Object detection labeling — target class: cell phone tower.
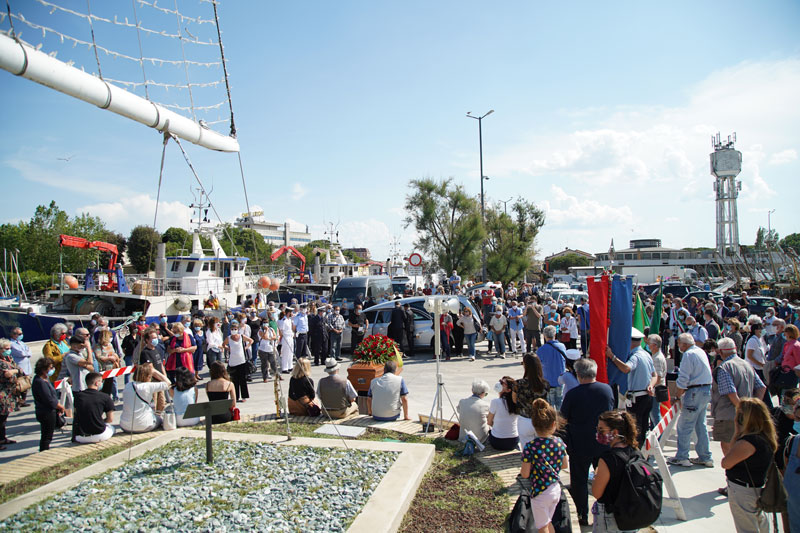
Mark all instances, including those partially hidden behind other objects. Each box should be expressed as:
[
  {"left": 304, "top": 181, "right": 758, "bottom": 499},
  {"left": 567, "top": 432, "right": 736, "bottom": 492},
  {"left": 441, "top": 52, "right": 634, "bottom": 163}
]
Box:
[{"left": 710, "top": 133, "right": 742, "bottom": 258}]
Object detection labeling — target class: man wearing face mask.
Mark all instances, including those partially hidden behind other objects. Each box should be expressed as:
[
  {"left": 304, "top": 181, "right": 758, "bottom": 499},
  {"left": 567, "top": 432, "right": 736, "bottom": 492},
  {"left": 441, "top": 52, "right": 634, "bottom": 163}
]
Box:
[
  {"left": 489, "top": 307, "right": 507, "bottom": 358},
  {"left": 9, "top": 327, "right": 32, "bottom": 405},
  {"left": 667, "top": 332, "right": 714, "bottom": 467},
  {"left": 606, "top": 327, "right": 658, "bottom": 447},
  {"left": 293, "top": 304, "right": 310, "bottom": 360},
  {"left": 325, "top": 306, "right": 345, "bottom": 362},
  {"left": 764, "top": 307, "right": 778, "bottom": 346},
  {"left": 507, "top": 301, "right": 524, "bottom": 355}
]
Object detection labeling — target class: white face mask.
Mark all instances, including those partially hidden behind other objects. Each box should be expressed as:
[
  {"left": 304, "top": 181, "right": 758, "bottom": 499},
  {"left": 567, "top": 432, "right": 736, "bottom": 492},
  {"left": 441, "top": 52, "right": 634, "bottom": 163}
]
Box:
[{"left": 494, "top": 381, "right": 504, "bottom": 393}]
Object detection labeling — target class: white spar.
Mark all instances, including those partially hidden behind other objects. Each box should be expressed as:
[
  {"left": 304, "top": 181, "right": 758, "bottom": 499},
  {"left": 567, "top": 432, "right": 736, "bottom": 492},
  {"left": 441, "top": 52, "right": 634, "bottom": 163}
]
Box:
[{"left": 0, "top": 32, "right": 239, "bottom": 153}]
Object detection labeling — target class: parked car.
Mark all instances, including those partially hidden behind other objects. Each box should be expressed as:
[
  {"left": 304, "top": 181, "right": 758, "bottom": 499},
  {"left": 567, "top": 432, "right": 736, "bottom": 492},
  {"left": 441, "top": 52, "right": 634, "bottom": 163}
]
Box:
[
  {"left": 685, "top": 290, "right": 724, "bottom": 302},
  {"left": 342, "top": 295, "right": 484, "bottom": 352},
  {"left": 648, "top": 283, "right": 694, "bottom": 299},
  {"left": 729, "top": 296, "right": 797, "bottom": 317}
]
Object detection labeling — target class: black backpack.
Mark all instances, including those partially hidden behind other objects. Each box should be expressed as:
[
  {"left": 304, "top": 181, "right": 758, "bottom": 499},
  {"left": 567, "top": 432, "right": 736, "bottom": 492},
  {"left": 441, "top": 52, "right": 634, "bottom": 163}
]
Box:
[{"left": 612, "top": 449, "right": 663, "bottom": 530}]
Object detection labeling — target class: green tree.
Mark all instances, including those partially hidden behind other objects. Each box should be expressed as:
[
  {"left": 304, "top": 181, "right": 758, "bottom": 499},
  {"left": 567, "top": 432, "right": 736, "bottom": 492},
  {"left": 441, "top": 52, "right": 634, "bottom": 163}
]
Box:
[
  {"left": 218, "top": 226, "right": 272, "bottom": 264},
  {"left": 404, "top": 177, "right": 485, "bottom": 276},
  {"left": 780, "top": 232, "right": 800, "bottom": 255},
  {"left": 549, "top": 253, "right": 592, "bottom": 273},
  {"left": 484, "top": 198, "right": 545, "bottom": 284},
  {"left": 127, "top": 226, "right": 161, "bottom": 273}
]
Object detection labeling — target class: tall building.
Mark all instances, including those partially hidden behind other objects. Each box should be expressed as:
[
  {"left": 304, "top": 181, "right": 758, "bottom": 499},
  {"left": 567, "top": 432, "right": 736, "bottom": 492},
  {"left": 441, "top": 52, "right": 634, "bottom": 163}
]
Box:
[
  {"left": 234, "top": 211, "right": 312, "bottom": 247},
  {"left": 344, "top": 247, "right": 371, "bottom": 261}
]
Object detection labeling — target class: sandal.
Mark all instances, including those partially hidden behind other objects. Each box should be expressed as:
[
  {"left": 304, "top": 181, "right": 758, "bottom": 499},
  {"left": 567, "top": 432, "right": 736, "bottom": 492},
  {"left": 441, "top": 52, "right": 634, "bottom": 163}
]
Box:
[{"left": 717, "top": 487, "right": 728, "bottom": 496}]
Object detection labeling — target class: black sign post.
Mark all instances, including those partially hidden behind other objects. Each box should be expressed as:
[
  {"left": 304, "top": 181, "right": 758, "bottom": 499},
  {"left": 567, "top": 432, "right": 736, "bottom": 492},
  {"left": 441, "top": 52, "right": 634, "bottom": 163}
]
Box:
[{"left": 183, "top": 399, "right": 234, "bottom": 464}]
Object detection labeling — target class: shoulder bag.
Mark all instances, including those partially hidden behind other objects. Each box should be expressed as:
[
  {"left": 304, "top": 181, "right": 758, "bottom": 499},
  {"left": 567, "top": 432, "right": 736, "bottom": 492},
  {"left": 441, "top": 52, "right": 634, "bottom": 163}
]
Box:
[
  {"left": 744, "top": 438, "right": 787, "bottom": 514},
  {"left": 15, "top": 374, "right": 32, "bottom": 395}
]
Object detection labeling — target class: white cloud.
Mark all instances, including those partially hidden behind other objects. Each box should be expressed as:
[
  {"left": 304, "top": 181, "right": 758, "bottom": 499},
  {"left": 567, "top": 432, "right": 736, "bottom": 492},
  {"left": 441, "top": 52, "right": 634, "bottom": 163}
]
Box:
[
  {"left": 76, "top": 195, "right": 192, "bottom": 234},
  {"left": 291, "top": 183, "right": 307, "bottom": 201},
  {"left": 474, "top": 58, "right": 800, "bottom": 255},
  {"left": 769, "top": 149, "right": 797, "bottom": 165}
]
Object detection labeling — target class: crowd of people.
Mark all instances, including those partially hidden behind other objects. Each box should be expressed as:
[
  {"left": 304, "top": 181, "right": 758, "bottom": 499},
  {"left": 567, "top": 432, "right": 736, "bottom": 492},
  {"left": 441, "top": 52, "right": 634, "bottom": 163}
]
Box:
[
  {"left": 1, "top": 278, "right": 800, "bottom": 532},
  {"left": 449, "top": 283, "right": 800, "bottom": 532}
]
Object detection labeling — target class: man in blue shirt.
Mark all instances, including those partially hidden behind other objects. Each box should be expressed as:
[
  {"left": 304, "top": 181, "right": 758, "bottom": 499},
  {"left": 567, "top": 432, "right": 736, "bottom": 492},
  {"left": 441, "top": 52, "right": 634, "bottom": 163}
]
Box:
[
  {"left": 668, "top": 332, "right": 714, "bottom": 467},
  {"left": 606, "top": 327, "right": 657, "bottom": 446},
  {"left": 293, "top": 305, "right": 310, "bottom": 359},
  {"left": 507, "top": 301, "right": 524, "bottom": 355},
  {"left": 538, "top": 326, "right": 567, "bottom": 408},
  {"left": 576, "top": 297, "right": 590, "bottom": 356}
]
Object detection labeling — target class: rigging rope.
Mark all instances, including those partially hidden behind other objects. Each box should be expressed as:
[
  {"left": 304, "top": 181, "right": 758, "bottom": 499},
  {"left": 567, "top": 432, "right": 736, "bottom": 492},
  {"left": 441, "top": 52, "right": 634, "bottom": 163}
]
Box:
[
  {"left": 172, "top": 0, "right": 197, "bottom": 122},
  {"left": 146, "top": 131, "right": 171, "bottom": 274},
  {"left": 172, "top": 135, "right": 239, "bottom": 257},
  {"left": 211, "top": 0, "right": 236, "bottom": 139},
  {"left": 129, "top": 0, "right": 149, "bottom": 101},
  {"left": 85, "top": 0, "right": 104, "bottom": 79}
]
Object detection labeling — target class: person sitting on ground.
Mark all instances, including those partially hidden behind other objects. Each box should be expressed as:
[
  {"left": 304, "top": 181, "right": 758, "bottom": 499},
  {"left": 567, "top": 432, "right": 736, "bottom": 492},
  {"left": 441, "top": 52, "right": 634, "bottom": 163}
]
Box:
[
  {"left": 721, "top": 398, "right": 778, "bottom": 533},
  {"left": 288, "top": 358, "right": 320, "bottom": 416},
  {"left": 73, "top": 372, "right": 115, "bottom": 443},
  {"left": 169, "top": 367, "right": 201, "bottom": 426},
  {"left": 206, "top": 361, "right": 235, "bottom": 424},
  {"left": 316, "top": 358, "right": 359, "bottom": 419},
  {"left": 487, "top": 376, "right": 519, "bottom": 451},
  {"left": 457, "top": 379, "right": 491, "bottom": 443},
  {"left": 519, "top": 398, "right": 567, "bottom": 533},
  {"left": 591, "top": 409, "right": 642, "bottom": 531},
  {"left": 367, "top": 360, "right": 410, "bottom": 421},
  {"left": 32, "top": 357, "right": 64, "bottom": 451},
  {"left": 120, "top": 363, "right": 171, "bottom": 433}
]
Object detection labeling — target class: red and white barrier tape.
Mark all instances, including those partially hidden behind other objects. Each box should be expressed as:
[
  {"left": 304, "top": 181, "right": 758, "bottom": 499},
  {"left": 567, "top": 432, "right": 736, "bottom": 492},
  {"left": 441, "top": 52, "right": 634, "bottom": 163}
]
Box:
[
  {"left": 645, "top": 403, "right": 679, "bottom": 450},
  {"left": 54, "top": 365, "right": 136, "bottom": 389}
]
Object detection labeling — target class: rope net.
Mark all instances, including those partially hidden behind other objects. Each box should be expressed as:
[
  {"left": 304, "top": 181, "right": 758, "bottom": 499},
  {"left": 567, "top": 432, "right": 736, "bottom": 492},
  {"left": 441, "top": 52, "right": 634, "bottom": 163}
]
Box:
[{"left": 1, "top": 0, "right": 235, "bottom": 137}]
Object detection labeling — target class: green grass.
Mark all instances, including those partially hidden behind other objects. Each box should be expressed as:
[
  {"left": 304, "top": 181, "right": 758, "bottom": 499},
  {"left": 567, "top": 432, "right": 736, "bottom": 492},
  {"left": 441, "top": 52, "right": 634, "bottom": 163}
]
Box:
[
  {"left": 216, "top": 420, "right": 432, "bottom": 443},
  {"left": 0, "top": 439, "right": 152, "bottom": 505}
]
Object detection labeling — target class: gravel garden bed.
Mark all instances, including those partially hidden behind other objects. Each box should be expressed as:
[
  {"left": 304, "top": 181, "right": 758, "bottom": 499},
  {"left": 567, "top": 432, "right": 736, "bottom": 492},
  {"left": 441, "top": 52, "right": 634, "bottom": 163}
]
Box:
[{"left": 0, "top": 437, "right": 398, "bottom": 532}]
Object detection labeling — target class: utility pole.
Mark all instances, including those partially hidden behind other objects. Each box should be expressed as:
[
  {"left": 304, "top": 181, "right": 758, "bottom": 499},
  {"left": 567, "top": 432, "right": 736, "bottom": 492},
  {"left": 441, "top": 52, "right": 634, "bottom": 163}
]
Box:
[{"left": 466, "top": 110, "right": 494, "bottom": 282}]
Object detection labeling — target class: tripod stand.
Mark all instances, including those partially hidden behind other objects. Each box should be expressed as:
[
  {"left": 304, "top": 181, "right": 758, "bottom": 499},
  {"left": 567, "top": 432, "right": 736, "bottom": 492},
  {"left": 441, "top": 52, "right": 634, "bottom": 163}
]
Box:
[{"left": 423, "top": 296, "right": 462, "bottom": 433}]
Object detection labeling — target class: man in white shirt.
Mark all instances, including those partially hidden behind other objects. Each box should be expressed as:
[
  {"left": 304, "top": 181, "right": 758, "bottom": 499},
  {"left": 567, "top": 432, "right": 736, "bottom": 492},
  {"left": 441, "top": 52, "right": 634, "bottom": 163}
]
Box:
[
  {"left": 367, "top": 361, "right": 409, "bottom": 421},
  {"left": 293, "top": 305, "right": 310, "bottom": 359},
  {"left": 489, "top": 308, "right": 508, "bottom": 358}
]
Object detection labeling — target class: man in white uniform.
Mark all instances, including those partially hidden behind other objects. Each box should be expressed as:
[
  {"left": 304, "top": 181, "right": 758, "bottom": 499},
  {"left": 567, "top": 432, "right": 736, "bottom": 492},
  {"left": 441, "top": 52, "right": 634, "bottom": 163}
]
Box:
[{"left": 278, "top": 308, "right": 296, "bottom": 373}]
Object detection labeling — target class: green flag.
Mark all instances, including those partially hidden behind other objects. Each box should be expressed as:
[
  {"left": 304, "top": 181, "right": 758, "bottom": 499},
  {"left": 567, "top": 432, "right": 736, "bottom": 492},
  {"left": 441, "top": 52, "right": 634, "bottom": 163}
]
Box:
[
  {"left": 633, "top": 292, "right": 648, "bottom": 345},
  {"left": 650, "top": 280, "right": 663, "bottom": 336}
]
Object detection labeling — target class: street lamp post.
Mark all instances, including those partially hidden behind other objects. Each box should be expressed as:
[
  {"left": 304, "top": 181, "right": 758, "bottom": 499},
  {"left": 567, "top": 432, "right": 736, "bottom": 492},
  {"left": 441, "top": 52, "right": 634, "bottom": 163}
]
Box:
[
  {"left": 500, "top": 197, "right": 513, "bottom": 215},
  {"left": 466, "top": 109, "right": 494, "bottom": 282}
]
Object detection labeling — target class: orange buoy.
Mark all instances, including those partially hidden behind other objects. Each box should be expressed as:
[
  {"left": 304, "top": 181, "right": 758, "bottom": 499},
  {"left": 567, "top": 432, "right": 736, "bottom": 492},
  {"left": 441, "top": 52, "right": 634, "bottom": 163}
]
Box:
[
  {"left": 64, "top": 275, "right": 79, "bottom": 289},
  {"left": 269, "top": 278, "right": 280, "bottom": 291},
  {"left": 258, "top": 276, "right": 271, "bottom": 289}
]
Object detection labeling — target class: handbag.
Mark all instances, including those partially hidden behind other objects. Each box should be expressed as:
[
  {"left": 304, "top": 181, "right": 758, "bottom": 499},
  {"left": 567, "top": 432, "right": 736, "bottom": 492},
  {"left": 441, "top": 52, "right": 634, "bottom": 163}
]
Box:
[
  {"left": 744, "top": 447, "right": 788, "bottom": 514},
  {"left": 15, "top": 375, "right": 32, "bottom": 395},
  {"left": 55, "top": 412, "right": 67, "bottom": 429},
  {"left": 559, "top": 331, "right": 571, "bottom": 344},
  {"left": 162, "top": 404, "right": 177, "bottom": 431},
  {"left": 654, "top": 385, "right": 670, "bottom": 403},
  {"left": 509, "top": 478, "right": 536, "bottom": 533},
  {"left": 230, "top": 406, "right": 241, "bottom": 421},
  {"left": 246, "top": 360, "right": 257, "bottom": 375},
  {"left": 769, "top": 366, "right": 798, "bottom": 395}
]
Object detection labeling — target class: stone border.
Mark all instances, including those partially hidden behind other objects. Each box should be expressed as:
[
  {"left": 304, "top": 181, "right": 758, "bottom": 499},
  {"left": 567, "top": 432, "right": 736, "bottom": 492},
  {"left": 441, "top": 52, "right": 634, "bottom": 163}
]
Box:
[{"left": 0, "top": 429, "right": 435, "bottom": 533}]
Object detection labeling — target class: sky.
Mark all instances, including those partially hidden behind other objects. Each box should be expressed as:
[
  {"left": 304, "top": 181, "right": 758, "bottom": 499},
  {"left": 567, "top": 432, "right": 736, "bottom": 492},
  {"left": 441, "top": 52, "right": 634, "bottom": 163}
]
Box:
[{"left": 1, "top": 1, "right": 799, "bottom": 266}]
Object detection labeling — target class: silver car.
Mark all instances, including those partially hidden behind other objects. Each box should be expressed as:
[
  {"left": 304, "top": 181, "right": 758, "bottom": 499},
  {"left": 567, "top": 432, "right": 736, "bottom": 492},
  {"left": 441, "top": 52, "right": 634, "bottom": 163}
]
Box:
[{"left": 342, "top": 295, "right": 484, "bottom": 351}]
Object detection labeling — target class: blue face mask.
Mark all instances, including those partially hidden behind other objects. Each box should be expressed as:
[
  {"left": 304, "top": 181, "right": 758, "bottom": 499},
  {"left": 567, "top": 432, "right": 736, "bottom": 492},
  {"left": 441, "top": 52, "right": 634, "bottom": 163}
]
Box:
[
  {"left": 16, "top": 334, "right": 23, "bottom": 341},
  {"left": 194, "top": 327, "right": 201, "bottom": 332},
  {"left": 3, "top": 349, "right": 11, "bottom": 356},
  {"left": 47, "top": 368, "right": 55, "bottom": 377},
  {"left": 150, "top": 338, "right": 159, "bottom": 347},
  {"left": 160, "top": 317, "right": 167, "bottom": 324}
]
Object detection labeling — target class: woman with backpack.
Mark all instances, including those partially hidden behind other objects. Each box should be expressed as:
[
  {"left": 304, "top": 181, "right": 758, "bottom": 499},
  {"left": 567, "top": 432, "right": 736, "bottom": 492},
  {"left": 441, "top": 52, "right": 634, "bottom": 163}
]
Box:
[
  {"left": 721, "top": 397, "right": 777, "bottom": 533},
  {"left": 591, "top": 410, "right": 642, "bottom": 532},
  {"left": 519, "top": 398, "right": 567, "bottom": 533}
]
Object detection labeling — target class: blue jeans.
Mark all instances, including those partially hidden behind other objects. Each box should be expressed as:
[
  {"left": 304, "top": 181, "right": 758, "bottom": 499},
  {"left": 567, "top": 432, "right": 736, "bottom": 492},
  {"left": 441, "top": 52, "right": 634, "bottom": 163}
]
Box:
[
  {"left": 124, "top": 355, "right": 132, "bottom": 385},
  {"left": 546, "top": 386, "right": 563, "bottom": 410},
  {"left": 441, "top": 330, "right": 451, "bottom": 358},
  {"left": 675, "top": 385, "right": 712, "bottom": 461},
  {"left": 650, "top": 397, "right": 662, "bottom": 427},
  {"left": 493, "top": 331, "right": 505, "bottom": 354},
  {"left": 328, "top": 332, "right": 342, "bottom": 359},
  {"left": 464, "top": 333, "right": 477, "bottom": 357}
]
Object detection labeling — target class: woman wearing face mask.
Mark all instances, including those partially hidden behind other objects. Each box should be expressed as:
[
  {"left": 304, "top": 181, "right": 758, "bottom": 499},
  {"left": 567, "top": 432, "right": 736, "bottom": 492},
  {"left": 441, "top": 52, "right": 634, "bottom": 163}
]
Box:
[
  {"left": 781, "top": 325, "right": 800, "bottom": 378},
  {"left": 42, "top": 323, "right": 69, "bottom": 386},
  {"left": 0, "top": 338, "right": 22, "bottom": 449},
  {"left": 223, "top": 323, "right": 253, "bottom": 403},
  {"left": 772, "top": 388, "right": 800, "bottom": 471},
  {"left": 721, "top": 398, "right": 778, "bottom": 533},
  {"left": 744, "top": 317, "right": 772, "bottom": 408},
  {"left": 456, "top": 307, "right": 479, "bottom": 362},
  {"left": 205, "top": 318, "right": 224, "bottom": 367},
  {"left": 725, "top": 318, "right": 744, "bottom": 356},
  {"left": 488, "top": 376, "right": 519, "bottom": 450},
  {"left": 591, "top": 409, "right": 641, "bottom": 532},
  {"left": 165, "top": 323, "right": 196, "bottom": 384},
  {"left": 32, "top": 357, "right": 65, "bottom": 451},
  {"left": 191, "top": 319, "right": 205, "bottom": 381},
  {"left": 560, "top": 307, "right": 578, "bottom": 350}
]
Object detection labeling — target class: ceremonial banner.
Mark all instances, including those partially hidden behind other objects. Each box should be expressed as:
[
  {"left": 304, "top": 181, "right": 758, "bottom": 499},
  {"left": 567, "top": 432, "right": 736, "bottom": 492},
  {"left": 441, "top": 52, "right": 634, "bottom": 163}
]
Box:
[
  {"left": 633, "top": 292, "right": 649, "bottom": 341},
  {"left": 587, "top": 275, "right": 610, "bottom": 384},
  {"left": 608, "top": 275, "right": 633, "bottom": 394}
]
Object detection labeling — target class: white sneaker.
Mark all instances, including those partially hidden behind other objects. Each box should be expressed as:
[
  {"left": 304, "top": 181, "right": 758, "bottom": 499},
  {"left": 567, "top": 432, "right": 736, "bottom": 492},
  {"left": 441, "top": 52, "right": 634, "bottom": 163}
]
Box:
[
  {"left": 667, "top": 457, "right": 693, "bottom": 467},
  {"left": 469, "top": 356, "right": 475, "bottom": 361},
  {"left": 690, "top": 458, "right": 714, "bottom": 468}
]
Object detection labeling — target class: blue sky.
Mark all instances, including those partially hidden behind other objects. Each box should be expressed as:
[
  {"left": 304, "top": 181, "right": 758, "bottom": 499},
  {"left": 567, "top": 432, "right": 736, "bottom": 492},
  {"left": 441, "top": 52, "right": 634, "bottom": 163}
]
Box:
[{"left": 1, "top": 1, "right": 799, "bottom": 265}]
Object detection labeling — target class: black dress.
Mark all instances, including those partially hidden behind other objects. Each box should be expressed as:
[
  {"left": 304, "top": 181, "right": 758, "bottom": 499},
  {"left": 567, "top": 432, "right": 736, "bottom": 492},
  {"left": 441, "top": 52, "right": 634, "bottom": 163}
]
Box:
[{"left": 207, "top": 390, "right": 233, "bottom": 424}]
